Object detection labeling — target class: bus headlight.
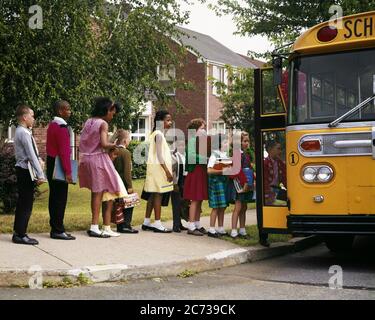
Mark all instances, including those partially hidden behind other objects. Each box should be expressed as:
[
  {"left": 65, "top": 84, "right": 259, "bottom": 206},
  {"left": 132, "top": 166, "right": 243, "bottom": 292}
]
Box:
[
  {"left": 302, "top": 165, "right": 334, "bottom": 183},
  {"left": 302, "top": 167, "right": 317, "bottom": 182},
  {"left": 317, "top": 167, "right": 333, "bottom": 182}
]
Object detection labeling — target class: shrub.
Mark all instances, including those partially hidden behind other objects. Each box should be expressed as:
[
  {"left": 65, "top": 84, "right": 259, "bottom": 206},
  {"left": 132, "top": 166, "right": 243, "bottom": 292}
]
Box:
[
  {"left": 0, "top": 143, "right": 18, "bottom": 214},
  {"left": 127, "top": 140, "right": 148, "bottom": 180}
]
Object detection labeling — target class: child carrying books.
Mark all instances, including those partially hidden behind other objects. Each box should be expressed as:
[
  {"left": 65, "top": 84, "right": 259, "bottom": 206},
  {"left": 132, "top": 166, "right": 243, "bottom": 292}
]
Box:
[
  {"left": 112, "top": 129, "right": 139, "bottom": 233},
  {"left": 207, "top": 134, "right": 230, "bottom": 238},
  {"left": 227, "top": 132, "right": 254, "bottom": 239},
  {"left": 12, "top": 105, "right": 47, "bottom": 245}
]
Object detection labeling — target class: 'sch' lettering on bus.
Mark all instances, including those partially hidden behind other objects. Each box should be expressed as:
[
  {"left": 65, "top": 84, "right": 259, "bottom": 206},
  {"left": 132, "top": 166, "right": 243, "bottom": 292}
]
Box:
[{"left": 344, "top": 17, "right": 374, "bottom": 39}]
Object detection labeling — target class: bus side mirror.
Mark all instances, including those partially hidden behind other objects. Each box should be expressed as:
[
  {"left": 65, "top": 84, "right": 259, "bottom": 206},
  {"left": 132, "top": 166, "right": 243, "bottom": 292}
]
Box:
[{"left": 273, "top": 56, "right": 283, "bottom": 86}]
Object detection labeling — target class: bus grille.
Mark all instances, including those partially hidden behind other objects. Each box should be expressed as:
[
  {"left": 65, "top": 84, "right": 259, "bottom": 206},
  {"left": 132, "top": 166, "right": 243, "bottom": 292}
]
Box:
[
  {"left": 323, "top": 132, "right": 371, "bottom": 155},
  {"left": 299, "top": 132, "right": 372, "bottom": 157}
]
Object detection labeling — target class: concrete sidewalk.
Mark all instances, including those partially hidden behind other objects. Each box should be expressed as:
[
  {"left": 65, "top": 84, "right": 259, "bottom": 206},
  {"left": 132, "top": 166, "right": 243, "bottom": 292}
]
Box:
[{"left": 0, "top": 210, "right": 320, "bottom": 287}]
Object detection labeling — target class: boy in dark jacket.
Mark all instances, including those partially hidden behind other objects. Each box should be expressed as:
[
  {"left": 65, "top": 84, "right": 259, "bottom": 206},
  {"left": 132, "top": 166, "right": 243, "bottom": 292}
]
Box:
[{"left": 112, "top": 129, "right": 138, "bottom": 233}]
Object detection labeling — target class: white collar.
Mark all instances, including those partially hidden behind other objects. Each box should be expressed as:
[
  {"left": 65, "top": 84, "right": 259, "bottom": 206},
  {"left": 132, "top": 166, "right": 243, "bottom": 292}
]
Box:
[
  {"left": 53, "top": 116, "right": 67, "bottom": 126},
  {"left": 117, "top": 145, "right": 126, "bottom": 149},
  {"left": 18, "top": 125, "right": 32, "bottom": 135},
  {"left": 213, "top": 150, "right": 227, "bottom": 157}
]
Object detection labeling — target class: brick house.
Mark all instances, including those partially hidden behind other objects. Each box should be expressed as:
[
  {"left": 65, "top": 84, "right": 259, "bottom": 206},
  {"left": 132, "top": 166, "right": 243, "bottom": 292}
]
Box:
[{"left": 163, "top": 27, "right": 257, "bottom": 135}]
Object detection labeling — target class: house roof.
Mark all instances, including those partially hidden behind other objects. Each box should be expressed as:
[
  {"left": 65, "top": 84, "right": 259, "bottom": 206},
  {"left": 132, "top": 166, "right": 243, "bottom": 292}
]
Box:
[
  {"left": 176, "top": 26, "right": 256, "bottom": 69},
  {"left": 238, "top": 54, "right": 266, "bottom": 68}
]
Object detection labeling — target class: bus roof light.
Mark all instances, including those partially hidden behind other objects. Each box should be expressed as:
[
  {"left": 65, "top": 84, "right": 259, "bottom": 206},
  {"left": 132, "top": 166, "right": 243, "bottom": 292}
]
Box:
[
  {"left": 317, "top": 26, "right": 338, "bottom": 42},
  {"left": 300, "top": 140, "right": 322, "bottom": 152}
]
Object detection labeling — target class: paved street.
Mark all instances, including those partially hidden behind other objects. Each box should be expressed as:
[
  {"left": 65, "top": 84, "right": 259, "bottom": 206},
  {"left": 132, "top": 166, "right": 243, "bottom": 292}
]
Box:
[{"left": 1, "top": 236, "right": 374, "bottom": 300}]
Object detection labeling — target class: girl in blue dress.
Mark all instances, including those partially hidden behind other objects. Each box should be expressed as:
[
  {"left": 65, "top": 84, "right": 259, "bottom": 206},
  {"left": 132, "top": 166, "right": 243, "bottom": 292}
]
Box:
[{"left": 228, "top": 132, "right": 254, "bottom": 239}]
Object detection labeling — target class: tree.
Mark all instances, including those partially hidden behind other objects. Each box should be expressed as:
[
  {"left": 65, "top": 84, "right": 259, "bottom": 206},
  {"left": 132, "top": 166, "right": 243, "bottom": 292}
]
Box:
[
  {"left": 212, "top": 66, "right": 255, "bottom": 136},
  {"left": 211, "top": 0, "right": 375, "bottom": 55},
  {"left": 0, "top": 0, "right": 192, "bottom": 144}
]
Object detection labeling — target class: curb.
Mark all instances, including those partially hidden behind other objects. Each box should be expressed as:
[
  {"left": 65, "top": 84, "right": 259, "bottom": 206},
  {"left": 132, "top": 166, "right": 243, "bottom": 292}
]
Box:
[{"left": 0, "top": 236, "right": 321, "bottom": 287}]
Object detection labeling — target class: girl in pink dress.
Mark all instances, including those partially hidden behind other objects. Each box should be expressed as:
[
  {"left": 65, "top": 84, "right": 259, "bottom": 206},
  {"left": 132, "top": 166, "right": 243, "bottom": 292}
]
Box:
[{"left": 78, "top": 97, "right": 122, "bottom": 238}]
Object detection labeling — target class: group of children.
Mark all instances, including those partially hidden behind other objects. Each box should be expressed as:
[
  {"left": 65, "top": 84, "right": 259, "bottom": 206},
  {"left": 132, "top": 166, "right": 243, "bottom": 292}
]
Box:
[
  {"left": 139, "top": 114, "right": 256, "bottom": 240},
  {"left": 11, "top": 98, "right": 255, "bottom": 245}
]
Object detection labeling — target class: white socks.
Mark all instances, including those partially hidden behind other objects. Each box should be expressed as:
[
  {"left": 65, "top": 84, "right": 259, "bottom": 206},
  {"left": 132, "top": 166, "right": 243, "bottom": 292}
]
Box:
[
  {"left": 152, "top": 220, "right": 162, "bottom": 229},
  {"left": 144, "top": 218, "right": 151, "bottom": 226},
  {"left": 194, "top": 221, "right": 201, "bottom": 229},
  {"left": 217, "top": 226, "right": 225, "bottom": 234},
  {"left": 239, "top": 228, "right": 247, "bottom": 236},
  {"left": 90, "top": 224, "right": 100, "bottom": 233},
  {"left": 231, "top": 229, "right": 239, "bottom": 237},
  {"left": 103, "top": 225, "right": 120, "bottom": 237},
  {"left": 189, "top": 222, "right": 196, "bottom": 231},
  {"left": 91, "top": 224, "right": 120, "bottom": 237},
  {"left": 208, "top": 227, "right": 216, "bottom": 234}
]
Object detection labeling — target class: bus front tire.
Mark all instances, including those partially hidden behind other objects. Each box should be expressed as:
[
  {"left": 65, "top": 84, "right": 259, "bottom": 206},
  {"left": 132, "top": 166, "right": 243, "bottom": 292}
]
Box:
[{"left": 324, "top": 235, "right": 354, "bottom": 252}]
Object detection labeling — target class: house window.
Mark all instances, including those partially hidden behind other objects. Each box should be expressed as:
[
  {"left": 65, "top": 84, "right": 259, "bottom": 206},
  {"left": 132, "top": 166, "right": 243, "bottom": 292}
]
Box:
[
  {"left": 212, "top": 66, "right": 228, "bottom": 96},
  {"left": 212, "top": 121, "right": 226, "bottom": 134},
  {"left": 131, "top": 117, "right": 149, "bottom": 141},
  {"left": 158, "top": 64, "right": 176, "bottom": 96}
]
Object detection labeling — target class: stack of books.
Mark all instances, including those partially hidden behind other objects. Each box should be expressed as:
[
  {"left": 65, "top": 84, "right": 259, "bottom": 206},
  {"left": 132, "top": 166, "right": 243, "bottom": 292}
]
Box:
[
  {"left": 124, "top": 193, "right": 141, "bottom": 208},
  {"left": 213, "top": 158, "right": 232, "bottom": 170},
  {"left": 52, "top": 156, "right": 78, "bottom": 184}
]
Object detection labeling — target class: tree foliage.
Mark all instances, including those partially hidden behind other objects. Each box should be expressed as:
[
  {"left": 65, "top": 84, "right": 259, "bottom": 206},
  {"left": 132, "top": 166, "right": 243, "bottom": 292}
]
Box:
[
  {"left": 0, "top": 0, "right": 191, "bottom": 140},
  {"left": 212, "top": 66, "right": 255, "bottom": 136},
  {"left": 211, "top": 0, "right": 375, "bottom": 54}
]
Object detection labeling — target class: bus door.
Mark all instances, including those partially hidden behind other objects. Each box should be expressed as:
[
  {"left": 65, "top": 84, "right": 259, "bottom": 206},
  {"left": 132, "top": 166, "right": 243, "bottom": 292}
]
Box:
[{"left": 254, "top": 68, "right": 289, "bottom": 235}]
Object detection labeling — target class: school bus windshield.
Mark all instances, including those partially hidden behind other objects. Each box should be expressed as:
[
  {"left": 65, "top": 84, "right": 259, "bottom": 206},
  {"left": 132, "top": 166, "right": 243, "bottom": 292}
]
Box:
[{"left": 289, "top": 48, "right": 375, "bottom": 125}]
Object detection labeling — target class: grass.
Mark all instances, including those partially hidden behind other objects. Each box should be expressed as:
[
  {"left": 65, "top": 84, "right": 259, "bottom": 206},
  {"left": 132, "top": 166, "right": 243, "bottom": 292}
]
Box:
[
  {"left": 0, "top": 179, "right": 253, "bottom": 234},
  {"left": 42, "top": 274, "right": 92, "bottom": 289},
  {"left": 177, "top": 269, "right": 198, "bottom": 278},
  {"left": 221, "top": 225, "right": 291, "bottom": 247}
]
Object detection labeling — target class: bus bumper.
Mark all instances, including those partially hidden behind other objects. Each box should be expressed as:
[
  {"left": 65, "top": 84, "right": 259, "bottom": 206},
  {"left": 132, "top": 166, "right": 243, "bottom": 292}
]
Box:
[{"left": 287, "top": 215, "right": 375, "bottom": 236}]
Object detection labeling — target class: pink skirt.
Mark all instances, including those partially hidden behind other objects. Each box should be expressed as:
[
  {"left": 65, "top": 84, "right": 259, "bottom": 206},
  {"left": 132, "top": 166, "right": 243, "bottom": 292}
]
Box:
[
  {"left": 79, "top": 153, "right": 121, "bottom": 194},
  {"left": 183, "top": 165, "right": 208, "bottom": 201}
]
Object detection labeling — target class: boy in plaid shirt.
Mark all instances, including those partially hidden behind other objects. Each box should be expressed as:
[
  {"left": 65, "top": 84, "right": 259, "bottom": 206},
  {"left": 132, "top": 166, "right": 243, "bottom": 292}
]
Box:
[{"left": 206, "top": 134, "right": 230, "bottom": 238}]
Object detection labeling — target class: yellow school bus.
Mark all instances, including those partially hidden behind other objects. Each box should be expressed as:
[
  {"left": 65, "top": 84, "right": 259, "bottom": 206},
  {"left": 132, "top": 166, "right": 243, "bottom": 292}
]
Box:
[{"left": 255, "top": 11, "right": 375, "bottom": 251}]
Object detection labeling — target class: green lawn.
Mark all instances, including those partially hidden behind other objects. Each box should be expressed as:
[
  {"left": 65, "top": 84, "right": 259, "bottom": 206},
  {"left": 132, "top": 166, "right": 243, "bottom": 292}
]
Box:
[
  {"left": 0, "top": 179, "right": 255, "bottom": 234},
  {"left": 221, "top": 225, "right": 291, "bottom": 246}
]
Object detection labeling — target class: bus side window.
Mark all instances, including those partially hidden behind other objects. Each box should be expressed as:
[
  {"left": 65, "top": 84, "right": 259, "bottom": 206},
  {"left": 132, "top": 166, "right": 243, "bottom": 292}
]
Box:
[{"left": 263, "top": 131, "right": 287, "bottom": 207}]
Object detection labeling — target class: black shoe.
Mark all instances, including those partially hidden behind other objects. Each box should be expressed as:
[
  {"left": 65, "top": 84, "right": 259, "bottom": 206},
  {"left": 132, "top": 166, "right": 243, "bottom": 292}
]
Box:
[
  {"left": 187, "top": 229, "right": 203, "bottom": 236},
  {"left": 260, "top": 238, "right": 270, "bottom": 247},
  {"left": 198, "top": 227, "right": 207, "bottom": 234},
  {"left": 217, "top": 232, "right": 229, "bottom": 237},
  {"left": 142, "top": 224, "right": 155, "bottom": 231},
  {"left": 12, "top": 234, "right": 39, "bottom": 245},
  {"left": 207, "top": 232, "right": 219, "bottom": 238},
  {"left": 173, "top": 227, "right": 181, "bottom": 233},
  {"left": 179, "top": 225, "right": 188, "bottom": 231},
  {"left": 117, "top": 227, "right": 139, "bottom": 234},
  {"left": 86, "top": 230, "right": 110, "bottom": 238},
  {"left": 153, "top": 226, "right": 172, "bottom": 233},
  {"left": 50, "top": 232, "right": 76, "bottom": 240}
]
